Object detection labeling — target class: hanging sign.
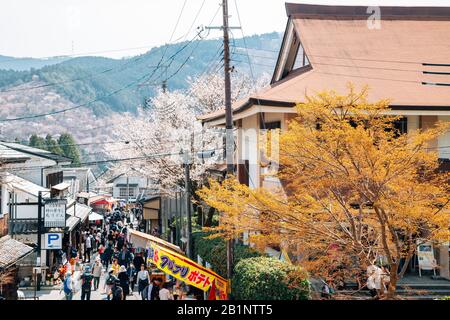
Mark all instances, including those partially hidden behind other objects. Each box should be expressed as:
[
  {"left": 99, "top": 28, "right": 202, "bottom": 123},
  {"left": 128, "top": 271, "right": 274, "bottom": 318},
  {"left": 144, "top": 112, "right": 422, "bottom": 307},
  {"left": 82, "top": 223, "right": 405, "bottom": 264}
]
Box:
[
  {"left": 147, "top": 243, "right": 228, "bottom": 300},
  {"left": 44, "top": 199, "right": 67, "bottom": 228}
]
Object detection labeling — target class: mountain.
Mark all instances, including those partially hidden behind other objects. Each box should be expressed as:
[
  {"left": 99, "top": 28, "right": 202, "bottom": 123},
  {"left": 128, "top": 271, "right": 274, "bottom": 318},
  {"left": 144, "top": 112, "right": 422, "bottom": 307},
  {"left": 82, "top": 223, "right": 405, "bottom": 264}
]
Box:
[
  {"left": 0, "top": 32, "right": 282, "bottom": 116},
  {"left": 0, "top": 55, "right": 70, "bottom": 71}
]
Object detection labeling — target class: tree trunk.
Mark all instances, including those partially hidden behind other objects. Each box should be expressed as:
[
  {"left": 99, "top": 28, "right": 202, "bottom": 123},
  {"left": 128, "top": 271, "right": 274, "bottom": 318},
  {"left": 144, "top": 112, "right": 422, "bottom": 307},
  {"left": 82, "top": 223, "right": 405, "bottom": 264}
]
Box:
[
  {"left": 196, "top": 206, "right": 203, "bottom": 226},
  {"left": 204, "top": 207, "right": 216, "bottom": 227},
  {"left": 386, "top": 263, "right": 399, "bottom": 299}
]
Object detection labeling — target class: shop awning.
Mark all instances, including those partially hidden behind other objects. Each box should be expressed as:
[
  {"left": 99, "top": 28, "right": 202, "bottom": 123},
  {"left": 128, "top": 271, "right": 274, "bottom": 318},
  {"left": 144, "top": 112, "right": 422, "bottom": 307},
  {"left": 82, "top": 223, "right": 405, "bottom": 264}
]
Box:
[
  {"left": 66, "top": 216, "right": 80, "bottom": 232},
  {"left": 66, "top": 203, "right": 92, "bottom": 231},
  {"left": 0, "top": 236, "right": 34, "bottom": 270},
  {"left": 91, "top": 198, "right": 116, "bottom": 205},
  {"left": 89, "top": 212, "right": 104, "bottom": 221},
  {"left": 128, "top": 229, "right": 183, "bottom": 254},
  {"left": 51, "top": 182, "right": 71, "bottom": 191}
]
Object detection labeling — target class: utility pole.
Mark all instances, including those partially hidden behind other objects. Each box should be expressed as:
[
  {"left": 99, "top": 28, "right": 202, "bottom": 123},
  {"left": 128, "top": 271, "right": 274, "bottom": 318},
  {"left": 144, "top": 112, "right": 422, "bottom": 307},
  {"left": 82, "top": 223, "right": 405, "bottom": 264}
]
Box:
[
  {"left": 222, "top": 0, "right": 235, "bottom": 281},
  {"left": 183, "top": 150, "right": 192, "bottom": 259}
]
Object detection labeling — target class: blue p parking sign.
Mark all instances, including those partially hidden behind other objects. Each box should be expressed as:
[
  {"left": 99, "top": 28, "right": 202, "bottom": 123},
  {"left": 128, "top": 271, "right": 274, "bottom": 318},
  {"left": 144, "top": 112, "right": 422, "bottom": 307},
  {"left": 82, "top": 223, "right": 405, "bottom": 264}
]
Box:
[{"left": 44, "top": 233, "right": 62, "bottom": 250}]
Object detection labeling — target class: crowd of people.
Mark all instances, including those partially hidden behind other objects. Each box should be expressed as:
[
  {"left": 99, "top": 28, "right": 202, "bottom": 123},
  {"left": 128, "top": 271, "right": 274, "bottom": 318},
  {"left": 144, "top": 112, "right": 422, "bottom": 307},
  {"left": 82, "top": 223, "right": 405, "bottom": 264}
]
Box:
[{"left": 58, "top": 206, "right": 191, "bottom": 301}]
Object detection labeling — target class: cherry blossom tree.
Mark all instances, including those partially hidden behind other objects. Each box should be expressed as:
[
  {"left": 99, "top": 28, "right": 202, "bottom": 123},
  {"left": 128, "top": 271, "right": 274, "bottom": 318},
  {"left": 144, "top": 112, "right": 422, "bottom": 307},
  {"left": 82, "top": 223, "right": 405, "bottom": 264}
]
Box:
[{"left": 101, "top": 72, "right": 269, "bottom": 196}]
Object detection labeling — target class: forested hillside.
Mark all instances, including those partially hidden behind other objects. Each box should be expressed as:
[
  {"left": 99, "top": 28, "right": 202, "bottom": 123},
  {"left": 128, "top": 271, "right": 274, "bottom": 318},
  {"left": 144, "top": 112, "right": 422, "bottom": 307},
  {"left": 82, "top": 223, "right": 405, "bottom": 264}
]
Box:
[{"left": 0, "top": 32, "right": 281, "bottom": 115}]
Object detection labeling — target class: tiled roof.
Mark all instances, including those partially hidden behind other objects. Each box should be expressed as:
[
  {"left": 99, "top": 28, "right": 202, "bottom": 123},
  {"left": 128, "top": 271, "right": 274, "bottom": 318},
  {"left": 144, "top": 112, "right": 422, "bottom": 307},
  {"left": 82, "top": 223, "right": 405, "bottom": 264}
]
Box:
[
  {"left": 0, "top": 144, "right": 31, "bottom": 163},
  {"left": 0, "top": 236, "right": 34, "bottom": 269},
  {"left": 0, "top": 142, "right": 73, "bottom": 163},
  {"left": 199, "top": 4, "right": 450, "bottom": 123}
]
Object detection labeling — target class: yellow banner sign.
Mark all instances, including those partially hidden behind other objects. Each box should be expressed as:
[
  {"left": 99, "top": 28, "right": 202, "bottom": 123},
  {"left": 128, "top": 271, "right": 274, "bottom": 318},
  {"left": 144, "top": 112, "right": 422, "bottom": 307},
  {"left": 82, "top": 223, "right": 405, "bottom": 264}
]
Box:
[{"left": 147, "top": 242, "right": 228, "bottom": 299}]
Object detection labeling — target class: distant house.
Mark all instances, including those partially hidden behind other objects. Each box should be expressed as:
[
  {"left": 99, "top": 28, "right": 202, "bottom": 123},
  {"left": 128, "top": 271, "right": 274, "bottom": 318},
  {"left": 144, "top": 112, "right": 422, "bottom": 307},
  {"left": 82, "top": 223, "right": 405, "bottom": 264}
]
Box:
[
  {"left": 44, "top": 167, "right": 97, "bottom": 197},
  {"left": 0, "top": 145, "right": 31, "bottom": 237},
  {"left": 107, "top": 173, "right": 157, "bottom": 202},
  {"left": 199, "top": 3, "right": 450, "bottom": 276},
  {"left": 0, "top": 141, "right": 72, "bottom": 187}
]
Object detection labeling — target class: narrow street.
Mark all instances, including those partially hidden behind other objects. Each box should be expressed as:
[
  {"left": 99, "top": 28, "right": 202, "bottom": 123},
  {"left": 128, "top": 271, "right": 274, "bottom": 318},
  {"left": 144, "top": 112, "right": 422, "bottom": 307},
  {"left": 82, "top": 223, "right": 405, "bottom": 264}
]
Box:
[{"left": 71, "top": 265, "right": 141, "bottom": 301}]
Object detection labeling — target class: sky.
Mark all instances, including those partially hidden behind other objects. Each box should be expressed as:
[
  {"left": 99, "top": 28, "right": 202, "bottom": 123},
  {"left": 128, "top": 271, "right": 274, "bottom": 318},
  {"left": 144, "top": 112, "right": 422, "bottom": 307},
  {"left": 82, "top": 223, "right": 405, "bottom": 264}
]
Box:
[{"left": 0, "top": 0, "right": 448, "bottom": 59}]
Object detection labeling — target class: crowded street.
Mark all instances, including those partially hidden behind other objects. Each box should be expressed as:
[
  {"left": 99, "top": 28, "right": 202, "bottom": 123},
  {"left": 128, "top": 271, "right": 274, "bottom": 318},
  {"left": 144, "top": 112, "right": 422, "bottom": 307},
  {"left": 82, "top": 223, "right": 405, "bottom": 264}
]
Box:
[{"left": 55, "top": 206, "right": 192, "bottom": 301}]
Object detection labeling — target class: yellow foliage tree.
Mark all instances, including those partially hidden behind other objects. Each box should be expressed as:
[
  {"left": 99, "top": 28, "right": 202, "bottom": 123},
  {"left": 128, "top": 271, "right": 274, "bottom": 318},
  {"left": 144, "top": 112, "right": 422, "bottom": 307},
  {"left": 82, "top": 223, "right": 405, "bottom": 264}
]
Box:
[{"left": 197, "top": 86, "right": 450, "bottom": 299}]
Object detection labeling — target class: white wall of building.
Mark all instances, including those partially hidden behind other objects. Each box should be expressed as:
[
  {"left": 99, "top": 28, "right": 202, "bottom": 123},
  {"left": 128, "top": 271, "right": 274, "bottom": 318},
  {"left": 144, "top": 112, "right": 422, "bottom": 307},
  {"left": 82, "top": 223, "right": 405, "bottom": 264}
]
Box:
[
  {"left": 0, "top": 184, "right": 38, "bottom": 219},
  {"left": 438, "top": 116, "right": 450, "bottom": 160},
  {"left": 112, "top": 176, "right": 151, "bottom": 199},
  {"left": 241, "top": 114, "right": 260, "bottom": 189},
  {"left": 5, "top": 156, "right": 56, "bottom": 186}
]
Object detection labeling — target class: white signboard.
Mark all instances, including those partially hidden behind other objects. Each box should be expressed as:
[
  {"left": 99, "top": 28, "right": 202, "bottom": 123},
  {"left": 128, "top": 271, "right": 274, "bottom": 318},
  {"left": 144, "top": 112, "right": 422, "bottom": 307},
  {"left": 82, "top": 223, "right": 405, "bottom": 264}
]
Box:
[
  {"left": 417, "top": 241, "right": 437, "bottom": 277},
  {"left": 44, "top": 199, "right": 67, "bottom": 228},
  {"left": 44, "top": 233, "right": 63, "bottom": 250}
]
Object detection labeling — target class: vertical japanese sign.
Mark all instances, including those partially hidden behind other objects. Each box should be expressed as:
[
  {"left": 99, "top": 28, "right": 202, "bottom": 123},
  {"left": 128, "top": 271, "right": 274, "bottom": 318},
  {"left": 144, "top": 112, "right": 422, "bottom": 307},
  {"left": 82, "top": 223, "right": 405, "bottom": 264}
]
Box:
[
  {"left": 147, "top": 243, "right": 228, "bottom": 299},
  {"left": 44, "top": 199, "right": 67, "bottom": 228}
]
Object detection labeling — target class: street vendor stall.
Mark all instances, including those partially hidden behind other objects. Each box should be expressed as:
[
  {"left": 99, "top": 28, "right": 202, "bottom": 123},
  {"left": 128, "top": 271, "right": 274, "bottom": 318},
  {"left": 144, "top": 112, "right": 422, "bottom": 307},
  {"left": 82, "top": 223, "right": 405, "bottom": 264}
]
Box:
[
  {"left": 88, "top": 212, "right": 104, "bottom": 227},
  {"left": 128, "top": 229, "right": 229, "bottom": 300}
]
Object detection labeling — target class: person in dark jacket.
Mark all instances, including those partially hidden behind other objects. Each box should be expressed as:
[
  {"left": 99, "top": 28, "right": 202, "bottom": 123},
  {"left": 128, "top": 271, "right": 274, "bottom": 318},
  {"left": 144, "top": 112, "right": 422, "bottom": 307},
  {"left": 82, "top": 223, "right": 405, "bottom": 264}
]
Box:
[
  {"left": 103, "top": 244, "right": 114, "bottom": 269},
  {"left": 133, "top": 252, "right": 145, "bottom": 272},
  {"left": 127, "top": 263, "right": 137, "bottom": 292},
  {"left": 111, "top": 279, "right": 124, "bottom": 301},
  {"left": 150, "top": 278, "right": 162, "bottom": 300},
  {"left": 118, "top": 266, "right": 130, "bottom": 300},
  {"left": 117, "top": 246, "right": 132, "bottom": 267}
]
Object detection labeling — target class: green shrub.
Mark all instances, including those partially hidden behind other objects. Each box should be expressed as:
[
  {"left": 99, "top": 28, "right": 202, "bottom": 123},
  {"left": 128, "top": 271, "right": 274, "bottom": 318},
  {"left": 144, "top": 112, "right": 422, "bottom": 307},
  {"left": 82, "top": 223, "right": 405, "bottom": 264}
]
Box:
[
  {"left": 232, "top": 257, "right": 310, "bottom": 300},
  {"left": 192, "top": 231, "right": 262, "bottom": 278}
]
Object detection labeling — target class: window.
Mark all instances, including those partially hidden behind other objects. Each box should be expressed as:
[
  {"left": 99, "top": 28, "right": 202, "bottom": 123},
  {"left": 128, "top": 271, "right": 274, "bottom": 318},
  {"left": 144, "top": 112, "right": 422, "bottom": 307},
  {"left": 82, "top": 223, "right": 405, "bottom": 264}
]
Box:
[
  {"left": 261, "top": 121, "right": 281, "bottom": 130},
  {"left": 393, "top": 117, "right": 408, "bottom": 136},
  {"left": 293, "top": 45, "right": 309, "bottom": 70},
  {"left": 119, "top": 188, "right": 136, "bottom": 198}
]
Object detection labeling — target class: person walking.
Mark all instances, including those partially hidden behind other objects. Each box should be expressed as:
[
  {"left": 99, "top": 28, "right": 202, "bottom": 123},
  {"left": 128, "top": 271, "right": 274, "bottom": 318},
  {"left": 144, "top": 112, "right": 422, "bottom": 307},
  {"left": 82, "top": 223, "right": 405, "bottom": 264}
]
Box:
[
  {"left": 92, "top": 258, "right": 103, "bottom": 291},
  {"left": 84, "top": 232, "right": 93, "bottom": 263},
  {"left": 63, "top": 271, "right": 74, "bottom": 300},
  {"left": 118, "top": 266, "right": 130, "bottom": 300},
  {"left": 80, "top": 266, "right": 94, "bottom": 301},
  {"left": 149, "top": 278, "right": 161, "bottom": 300},
  {"left": 118, "top": 246, "right": 132, "bottom": 268},
  {"left": 111, "top": 278, "right": 124, "bottom": 301},
  {"left": 111, "top": 258, "right": 120, "bottom": 276},
  {"left": 104, "top": 269, "right": 117, "bottom": 300},
  {"left": 127, "top": 263, "right": 137, "bottom": 292},
  {"left": 103, "top": 244, "right": 113, "bottom": 269},
  {"left": 159, "top": 282, "right": 174, "bottom": 300},
  {"left": 137, "top": 264, "right": 150, "bottom": 298},
  {"left": 133, "top": 252, "right": 145, "bottom": 272}
]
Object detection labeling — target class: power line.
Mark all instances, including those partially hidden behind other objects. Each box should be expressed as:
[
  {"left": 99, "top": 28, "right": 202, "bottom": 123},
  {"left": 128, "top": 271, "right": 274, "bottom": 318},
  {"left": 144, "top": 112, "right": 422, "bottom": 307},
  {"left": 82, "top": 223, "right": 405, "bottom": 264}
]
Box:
[
  {"left": 0, "top": 70, "right": 151, "bottom": 122},
  {"left": 230, "top": 58, "right": 274, "bottom": 68},
  {"left": 0, "top": 35, "right": 205, "bottom": 123},
  {"left": 233, "top": 51, "right": 277, "bottom": 61},
  {"left": 3, "top": 147, "right": 224, "bottom": 172}
]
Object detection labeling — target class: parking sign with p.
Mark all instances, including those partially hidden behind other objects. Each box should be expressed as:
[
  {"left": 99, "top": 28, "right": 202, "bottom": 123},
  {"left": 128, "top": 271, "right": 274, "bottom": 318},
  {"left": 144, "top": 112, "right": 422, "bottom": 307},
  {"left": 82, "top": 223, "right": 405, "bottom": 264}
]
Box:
[{"left": 44, "top": 233, "right": 62, "bottom": 250}]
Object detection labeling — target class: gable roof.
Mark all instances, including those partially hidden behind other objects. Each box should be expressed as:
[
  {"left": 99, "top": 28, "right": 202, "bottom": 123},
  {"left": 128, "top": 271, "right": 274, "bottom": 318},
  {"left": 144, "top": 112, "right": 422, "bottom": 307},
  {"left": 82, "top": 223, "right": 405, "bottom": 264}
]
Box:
[
  {"left": 0, "top": 141, "right": 73, "bottom": 164},
  {"left": 2, "top": 172, "right": 49, "bottom": 197},
  {"left": 199, "top": 3, "right": 450, "bottom": 123},
  {"left": 0, "top": 236, "right": 34, "bottom": 269},
  {"left": 0, "top": 144, "right": 31, "bottom": 163}
]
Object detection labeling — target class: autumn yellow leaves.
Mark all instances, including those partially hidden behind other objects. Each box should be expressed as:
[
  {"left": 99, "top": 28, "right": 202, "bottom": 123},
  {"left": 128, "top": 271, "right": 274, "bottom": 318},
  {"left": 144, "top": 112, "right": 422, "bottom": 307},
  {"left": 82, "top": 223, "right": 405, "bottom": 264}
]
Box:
[{"left": 197, "top": 85, "right": 449, "bottom": 298}]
